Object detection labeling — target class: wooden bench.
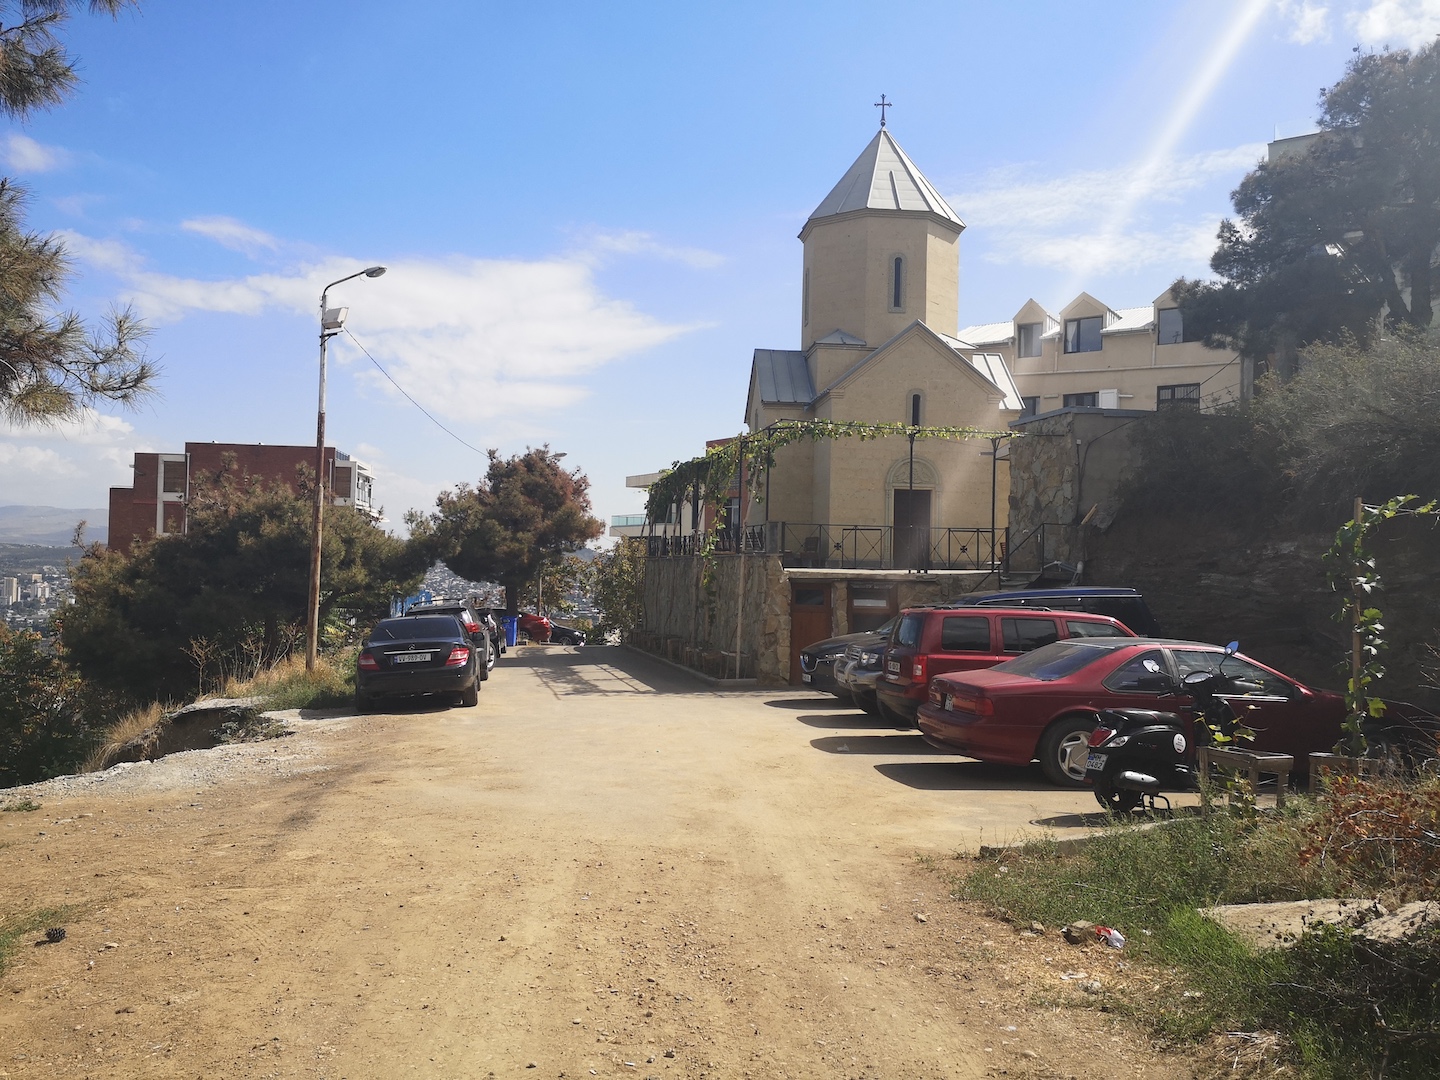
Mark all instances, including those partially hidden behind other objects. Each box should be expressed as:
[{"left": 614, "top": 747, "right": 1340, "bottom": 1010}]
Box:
[{"left": 1198, "top": 747, "right": 1295, "bottom": 810}]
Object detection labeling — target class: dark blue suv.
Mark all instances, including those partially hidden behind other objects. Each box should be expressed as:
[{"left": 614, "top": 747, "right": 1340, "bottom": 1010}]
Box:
[{"left": 942, "top": 587, "right": 1162, "bottom": 638}]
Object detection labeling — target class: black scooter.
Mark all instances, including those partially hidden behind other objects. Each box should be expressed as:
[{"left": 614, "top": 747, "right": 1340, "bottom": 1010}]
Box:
[{"left": 1083, "top": 644, "right": 1249, "bottom": 813}]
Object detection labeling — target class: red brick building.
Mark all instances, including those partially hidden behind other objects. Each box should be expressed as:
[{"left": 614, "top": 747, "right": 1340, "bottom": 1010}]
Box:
[{"left": 107, "top": 442, "right": 375, "bottom": 552}]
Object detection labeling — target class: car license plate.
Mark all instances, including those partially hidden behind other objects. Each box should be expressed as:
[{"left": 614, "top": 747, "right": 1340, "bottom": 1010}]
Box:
[
  {"left": 887, "top": 660, "right": 900, "bottom": 673},
  {"left": 392, "top": 653, "right": 431, "bottom": 664},
  {"left": 944, "top": 695, "right": 953, "bottom": 711},
  {"left": 1085, "top": 752, "right": 1107, "bottom": 773},
  {"left": 801, "top": 672, "right": 812, "bottom": 683}
]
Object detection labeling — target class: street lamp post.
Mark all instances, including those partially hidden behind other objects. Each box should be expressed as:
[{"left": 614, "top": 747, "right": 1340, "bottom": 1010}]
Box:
[{"left": 305, "top": 265, "right": 387, "bottom": 672}]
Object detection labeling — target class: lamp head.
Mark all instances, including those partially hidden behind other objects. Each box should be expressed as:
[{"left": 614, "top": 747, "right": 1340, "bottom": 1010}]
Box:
[{"left": 364, "top": 266, "right": 387, "bottom": 278}]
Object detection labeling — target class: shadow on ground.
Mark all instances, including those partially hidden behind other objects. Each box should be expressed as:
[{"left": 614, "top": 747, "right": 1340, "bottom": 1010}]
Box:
[
  {"left": 794, "top": 714, "right": 893, "bottom": 730},
  {"left": 810, "top": 734, "right": 948, "bottom": 755},
  {"left": 504, "top": 645, "right": 738, "bottom": 696},
  {"left": 1032, "top": 804, "right": 1205, "bottom": 829},
  {"left": 874, "top": 760, "right": 1058, "bottom": 791},
  {"left": 763, "top": 697, "right": 844, "bottom": 710}
]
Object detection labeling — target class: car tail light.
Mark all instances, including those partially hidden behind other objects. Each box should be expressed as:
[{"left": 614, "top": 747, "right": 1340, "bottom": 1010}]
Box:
[
  {"left": 463, "top": 619, "right": 480, "bottom": 634},
  {"left": 948, "top": 692, "right": 993, "bottom": 716},
  {"left": 358, "top": 651, "right": 379, "bottom": 671},
  {"left": 929, "top": 683, "right": 944, "bottom": 705},
  {"left": 911, "top": 656, "right": 928, "bottom": 682},
  {"left": 1089, "top": 727, "right": 1115, "bottom": 747},
  {"left": 445, "top": 646, "right": 470, "bottom": 667}
]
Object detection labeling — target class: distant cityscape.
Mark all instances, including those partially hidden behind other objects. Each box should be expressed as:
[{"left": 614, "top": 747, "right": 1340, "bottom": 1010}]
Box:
[{"left": 1, "top": 563, "right": 73, "bottom": 634}]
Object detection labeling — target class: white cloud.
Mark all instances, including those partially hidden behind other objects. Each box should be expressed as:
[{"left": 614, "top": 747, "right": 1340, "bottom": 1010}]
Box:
[
  {"left": 62, "top": 238, "right": 701, "bottom": 424},
  {"left": 1349, "top": 0, "right": 1440, "bottom": 45},
  {"left": 6, "top": 407, "right": 137, "bottom": 447},
  {"left": 0, "top": 443, "right": 77, "bottom": 476},
  {"left": 1279, "top": 0, "right": 1332, "bottom": 42},
  {"left": 0, "top": 133, "right": 70, "bottom": 173},
  {"left": 952, "top": 143, "right": 1264, "bottom": 275},
  {"left": 580, "top": 229, "right": 725, "bottom": 269},
  {"left": 181, "top": 215, "right": 281, "bottom": 257}
]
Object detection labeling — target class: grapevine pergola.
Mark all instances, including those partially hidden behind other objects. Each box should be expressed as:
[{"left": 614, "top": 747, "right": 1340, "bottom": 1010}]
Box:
[{"left": 643, "top": 418, "right": 1018, "bottom": 544}]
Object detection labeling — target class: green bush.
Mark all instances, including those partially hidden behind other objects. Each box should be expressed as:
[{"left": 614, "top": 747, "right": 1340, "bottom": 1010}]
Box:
[
  {"left": 949, "top": 807, "right": 1440, "bottom": 1076},
  {"left": 0, "top": 626, "right": 99, "bottom": 787}
]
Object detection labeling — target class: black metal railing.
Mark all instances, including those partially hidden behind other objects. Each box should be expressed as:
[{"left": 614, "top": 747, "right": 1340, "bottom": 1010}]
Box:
[{"left": 1001, "top": 522, "right": 1081, "bottom": 578}]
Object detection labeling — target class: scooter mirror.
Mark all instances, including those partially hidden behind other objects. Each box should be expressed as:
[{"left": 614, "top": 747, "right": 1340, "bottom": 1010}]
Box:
[
  {"left": 1183, "top": 670, "right": 1212, "bottom": 687},
  {"left": 1225, "top": 640, "right": 1240, "bottom": 654}
]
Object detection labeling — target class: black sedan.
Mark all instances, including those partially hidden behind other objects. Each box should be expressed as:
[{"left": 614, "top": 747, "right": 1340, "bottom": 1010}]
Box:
[{"left": 355, "top": 616, "right": 482, "bottom": 711}]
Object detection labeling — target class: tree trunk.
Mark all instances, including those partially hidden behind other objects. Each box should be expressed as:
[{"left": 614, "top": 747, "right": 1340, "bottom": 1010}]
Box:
[
  {"left": 1275, "top": 327, "right": 1300, "bottom": 381},
  {"left": 1407, "top": 250, "right": 1434, "bottom": 329}
]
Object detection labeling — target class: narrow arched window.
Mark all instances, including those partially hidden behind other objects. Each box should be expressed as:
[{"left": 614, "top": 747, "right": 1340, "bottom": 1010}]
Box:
[
  {"left": 803, "top": 267, "right": 810, "bottom": 327},
  {"left": 892, "top": 256, "right": 904, "bottom": 310},
  {"left": 910, "top": 393, "right": 922, "bottom": 427}
]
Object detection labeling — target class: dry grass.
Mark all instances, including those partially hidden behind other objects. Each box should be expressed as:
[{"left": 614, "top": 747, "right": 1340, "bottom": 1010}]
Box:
[
  {"left": 219, "top": 649, "right": 355, "bottom": 711},
  {"left": 83, "top": 701, "right": 165, "bottom": 773}
]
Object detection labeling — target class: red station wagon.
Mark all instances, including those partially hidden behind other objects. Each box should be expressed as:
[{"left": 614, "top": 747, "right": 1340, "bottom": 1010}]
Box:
[
  {"left": 875, "top": 607, "right": 1136, "bottom": 726},
  {"left": 917, "top": 637, "right": 1346, "bottom": 787}
]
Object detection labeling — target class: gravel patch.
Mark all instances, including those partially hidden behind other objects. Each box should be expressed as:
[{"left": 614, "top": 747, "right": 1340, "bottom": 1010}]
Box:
[{"left": 0, "top": 708, "right": 357, "bottom": 803}]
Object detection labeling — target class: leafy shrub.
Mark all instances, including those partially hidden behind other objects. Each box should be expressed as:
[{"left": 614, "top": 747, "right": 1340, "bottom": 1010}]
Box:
[{"left": 0, "top": 626, "right": 99, "bottom": 787}]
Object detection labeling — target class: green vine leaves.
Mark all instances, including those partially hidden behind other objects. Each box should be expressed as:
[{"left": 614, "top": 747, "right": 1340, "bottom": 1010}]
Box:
[{"left": 1324, "top": 495, "right": 1438, "bottom": 757}]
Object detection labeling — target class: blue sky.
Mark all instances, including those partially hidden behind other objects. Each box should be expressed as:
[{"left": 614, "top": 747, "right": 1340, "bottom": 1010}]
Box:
[{"left": 3, "top": 0, "right": 1437, "bottom": 536}]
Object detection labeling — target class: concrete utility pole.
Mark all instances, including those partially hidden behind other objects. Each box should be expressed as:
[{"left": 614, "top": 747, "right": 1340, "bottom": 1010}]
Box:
[{"left": 305, "top": 265, "right": 386, "bottom": 672}]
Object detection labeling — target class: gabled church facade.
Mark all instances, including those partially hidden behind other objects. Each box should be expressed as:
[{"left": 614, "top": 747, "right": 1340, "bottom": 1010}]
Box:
[{"left": 745, "top": 128, "right": 1021, "bottom": 567}]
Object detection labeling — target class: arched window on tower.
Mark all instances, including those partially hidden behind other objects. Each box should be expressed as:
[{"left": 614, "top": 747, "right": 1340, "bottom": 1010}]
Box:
[
  {"left": 803, "top": 267, "right": 810, "bottom": 328},
  {"left": 890, "top": 256, "right": 905, "bottom": 312}
]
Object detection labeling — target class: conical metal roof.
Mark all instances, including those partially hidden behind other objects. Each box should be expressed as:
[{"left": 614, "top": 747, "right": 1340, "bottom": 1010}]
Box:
[{"left": 803, "top": 129, "right": 964, "bottom": 236}]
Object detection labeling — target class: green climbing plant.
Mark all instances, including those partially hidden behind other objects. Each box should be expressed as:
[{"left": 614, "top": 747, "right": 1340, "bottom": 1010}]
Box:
[{"left": 1324, "top": 495, "right": 1439, "bottom": 756}]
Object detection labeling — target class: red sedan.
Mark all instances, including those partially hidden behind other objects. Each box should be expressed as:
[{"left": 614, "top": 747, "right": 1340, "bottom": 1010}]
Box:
[
  {"left": 917, "top": 638, "right": 1345, "bottom": 787},
  {"left": 518, "top": 612, "right": 552, "bottom": 642}
]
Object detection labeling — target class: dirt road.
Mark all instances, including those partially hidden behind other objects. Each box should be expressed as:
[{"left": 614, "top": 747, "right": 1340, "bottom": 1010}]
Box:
[{"left": 1, "top": 647, "right": 1197, "bottom": 1079}]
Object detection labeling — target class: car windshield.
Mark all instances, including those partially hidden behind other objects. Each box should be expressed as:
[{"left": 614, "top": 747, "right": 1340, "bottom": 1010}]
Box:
[
  {"left": 370, "top": 617, "right": 461, "bottom": 641},
  {"left": 989, "top": 640, "right": 1117, "bottom": 681}
]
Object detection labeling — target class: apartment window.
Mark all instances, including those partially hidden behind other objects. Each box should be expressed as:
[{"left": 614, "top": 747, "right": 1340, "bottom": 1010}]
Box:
[
  {"left": 1157, "top": 383, "right": 1202, "bottom": 409},
  {"left": 1017, "top": 322, "right": 1043, "bottom": 358},
  {"left": 1020, "top": 396, "right": 1039, "bottom": 417},
  {"left": 1064, "top": 316, "right": 1103, "bottom": 353},
  {"left": 890, "top": 256, "right": 904, "bottom": 311},
  {"left": 161, "top": 460, "right": 187, "bottom": 495},
  {"left": 1157, "top": 307, "right": 1185, "bottom": 345},
  {"left": 332, "top": 465, "right": 353, "bottom": 499},
  {"left": 1064, "top": 392, "right": 1099, "bottom": 408}
]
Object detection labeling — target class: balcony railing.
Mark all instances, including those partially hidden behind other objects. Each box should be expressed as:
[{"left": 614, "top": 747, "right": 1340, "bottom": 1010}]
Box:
[{"left": 644, "top": 522, "right": 1001, "bottom": 570}]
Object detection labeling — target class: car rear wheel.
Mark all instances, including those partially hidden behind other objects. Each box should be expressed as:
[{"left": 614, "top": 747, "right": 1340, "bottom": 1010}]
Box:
[
  {"left": 478, "top": 642, "right": 491, "bottom": 681},
  {"left": 354, "top": 692, "right": 375, "bottom": 714},
  {"left": 461, "top": 677, "right": 479, "bottom": 707},
  {"left": 1038, "top": 715, "right": 1098, "bottom": 786}
]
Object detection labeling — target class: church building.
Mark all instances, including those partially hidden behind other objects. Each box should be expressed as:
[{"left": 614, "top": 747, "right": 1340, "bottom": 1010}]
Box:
[{"left": 745, "top": 125, "right": 1021, "bottom": 570}]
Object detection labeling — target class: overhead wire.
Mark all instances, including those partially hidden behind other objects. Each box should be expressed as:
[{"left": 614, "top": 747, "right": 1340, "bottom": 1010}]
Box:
[{"left": 341, "top": 327, "right": 486, "bottom": 456}]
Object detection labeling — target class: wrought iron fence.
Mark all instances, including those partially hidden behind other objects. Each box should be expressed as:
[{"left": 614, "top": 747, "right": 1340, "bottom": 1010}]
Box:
[{"left": 1001, "top": 522, "right": 1081, "bottom": 578}]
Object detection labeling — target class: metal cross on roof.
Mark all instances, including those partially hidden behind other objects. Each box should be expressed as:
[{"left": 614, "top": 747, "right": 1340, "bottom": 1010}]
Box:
[{"left": 874, "top": 94, "right": 892, "bottom": 128}]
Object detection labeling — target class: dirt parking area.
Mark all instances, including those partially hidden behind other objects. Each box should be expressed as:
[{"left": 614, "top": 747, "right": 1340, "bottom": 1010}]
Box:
[{"left": 0, "top": 646, "right": 1201, "bottom": 1079}]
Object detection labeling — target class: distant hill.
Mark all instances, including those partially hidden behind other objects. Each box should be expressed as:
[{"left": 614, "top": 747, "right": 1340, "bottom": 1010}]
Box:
[{"left": 0, "top": 505, "right": 107, "bottom": 546}]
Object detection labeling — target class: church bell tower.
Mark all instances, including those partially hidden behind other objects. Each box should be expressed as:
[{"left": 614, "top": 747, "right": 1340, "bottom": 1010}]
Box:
[{"left": 799, "top": 126, "right": 965, "bottom": 354}]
